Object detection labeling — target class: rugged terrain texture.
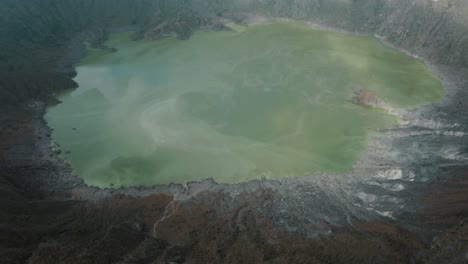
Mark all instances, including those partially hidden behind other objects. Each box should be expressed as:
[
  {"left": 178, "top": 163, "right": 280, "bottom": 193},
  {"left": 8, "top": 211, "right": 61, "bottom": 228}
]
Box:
[
  {"left": 1, "top": 0, "right": 468, "bottom": 263},
  {"left": 1, "top": 0, "right": 468, "bottom": 104}
]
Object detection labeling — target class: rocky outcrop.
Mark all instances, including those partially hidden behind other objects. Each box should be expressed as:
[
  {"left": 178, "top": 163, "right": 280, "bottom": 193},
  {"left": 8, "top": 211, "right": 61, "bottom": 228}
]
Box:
[{"left": 349, "top": 88, "right": 398, "bottom": 115}]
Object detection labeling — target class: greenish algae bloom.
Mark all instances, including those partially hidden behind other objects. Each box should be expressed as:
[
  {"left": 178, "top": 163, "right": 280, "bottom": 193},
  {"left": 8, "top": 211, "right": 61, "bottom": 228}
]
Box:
[{"left": 46, "top": 22, "right": 443, "bottom": 187}]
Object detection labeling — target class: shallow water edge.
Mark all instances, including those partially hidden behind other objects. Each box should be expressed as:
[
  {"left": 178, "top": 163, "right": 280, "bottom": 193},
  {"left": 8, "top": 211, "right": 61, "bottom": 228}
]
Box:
[
  {"left": 46, "top": 20, "right": 442, "bottom": 188},
  {"left": 22, "top": 16, "right": 464, "bottom": 239}
]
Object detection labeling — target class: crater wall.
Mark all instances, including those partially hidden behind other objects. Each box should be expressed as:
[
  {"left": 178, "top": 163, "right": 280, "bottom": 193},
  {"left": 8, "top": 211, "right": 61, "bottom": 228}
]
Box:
[
  {"left": 1, "top": 1, "right": 468, "bottom": 263},
  {"left": 1, "top": 0, "right": 467, "bottom": 105}
]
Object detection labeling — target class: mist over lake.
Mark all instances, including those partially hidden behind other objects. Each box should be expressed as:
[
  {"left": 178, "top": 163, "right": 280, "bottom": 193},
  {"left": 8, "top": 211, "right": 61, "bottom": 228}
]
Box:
[{"left": 46, "top": 22, "right": 443, "bottom": 187}]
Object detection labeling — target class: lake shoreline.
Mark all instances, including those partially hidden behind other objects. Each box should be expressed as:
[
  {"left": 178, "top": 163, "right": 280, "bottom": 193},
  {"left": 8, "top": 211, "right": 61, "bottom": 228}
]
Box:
[
  {"left": 48, "top": 21, "right": 439, "bottom": 188},
  {"left": 5, "top": 16, "right": 467, "bottom": 242}
]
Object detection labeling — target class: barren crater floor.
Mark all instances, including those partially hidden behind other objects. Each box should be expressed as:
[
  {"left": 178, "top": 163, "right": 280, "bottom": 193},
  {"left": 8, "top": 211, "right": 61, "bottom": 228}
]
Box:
[{"left": 45, "top": 23, "right": 443, "bottom": 187}]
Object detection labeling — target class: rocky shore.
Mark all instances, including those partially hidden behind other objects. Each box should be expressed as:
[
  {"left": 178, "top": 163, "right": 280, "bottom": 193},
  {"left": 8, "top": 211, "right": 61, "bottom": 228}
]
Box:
[
  {"left": 2, "top": 97, "right": 467, "bottom": 262},
  {"left": 1, "top": 0, "right": 468, "bottom": 263}
]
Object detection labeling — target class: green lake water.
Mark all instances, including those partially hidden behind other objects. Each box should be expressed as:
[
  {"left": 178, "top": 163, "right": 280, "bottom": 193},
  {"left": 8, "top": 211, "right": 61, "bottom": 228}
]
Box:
[{"left": 46, "top": 22, "right": 443, "bottom": 187}]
